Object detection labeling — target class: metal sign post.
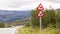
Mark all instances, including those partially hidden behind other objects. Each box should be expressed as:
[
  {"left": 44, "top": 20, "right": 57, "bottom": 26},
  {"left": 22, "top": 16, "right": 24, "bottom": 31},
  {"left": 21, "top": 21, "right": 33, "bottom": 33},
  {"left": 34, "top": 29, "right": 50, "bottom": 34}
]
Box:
[{"left": 40, "top": 17, "right": 42, "bottom": 34}]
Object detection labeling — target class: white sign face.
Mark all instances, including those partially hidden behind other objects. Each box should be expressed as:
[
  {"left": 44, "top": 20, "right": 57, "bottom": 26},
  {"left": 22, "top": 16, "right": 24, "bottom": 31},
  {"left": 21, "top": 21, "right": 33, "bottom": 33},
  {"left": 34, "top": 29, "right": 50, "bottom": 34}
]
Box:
[
  {"left": 38, "top": 13, "right": 42, "bottom": 17},
  {"left": 39, "top": 11, "right": 42, "bottom": 14}
]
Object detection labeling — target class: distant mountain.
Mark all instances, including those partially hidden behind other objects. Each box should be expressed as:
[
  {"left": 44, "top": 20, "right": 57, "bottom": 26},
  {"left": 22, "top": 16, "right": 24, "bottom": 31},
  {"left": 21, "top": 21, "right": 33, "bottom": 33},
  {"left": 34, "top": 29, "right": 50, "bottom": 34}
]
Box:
[{"left": 0, "top": 10, "right": 31, "bottom": 22}]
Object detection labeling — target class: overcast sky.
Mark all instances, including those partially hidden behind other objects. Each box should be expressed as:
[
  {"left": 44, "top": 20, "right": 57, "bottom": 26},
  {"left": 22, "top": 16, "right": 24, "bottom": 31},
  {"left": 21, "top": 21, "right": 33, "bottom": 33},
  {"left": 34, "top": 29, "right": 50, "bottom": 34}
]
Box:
[{"left": 0, "top": 0, "right": 60, "bottom": 10}]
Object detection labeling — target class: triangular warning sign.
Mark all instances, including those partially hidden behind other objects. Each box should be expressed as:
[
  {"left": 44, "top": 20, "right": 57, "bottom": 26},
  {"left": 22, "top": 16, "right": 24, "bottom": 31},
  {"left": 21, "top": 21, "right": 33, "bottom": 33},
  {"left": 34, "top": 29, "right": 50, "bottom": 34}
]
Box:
[
  {"left": 38, "top": 11, "right": 44, "bottom": 17},
  {"left": 36, "top": 11, "right": 44, "bottom": 17},
  {"left": 36, "top": 3, "right": 44, "bottom": 11}
]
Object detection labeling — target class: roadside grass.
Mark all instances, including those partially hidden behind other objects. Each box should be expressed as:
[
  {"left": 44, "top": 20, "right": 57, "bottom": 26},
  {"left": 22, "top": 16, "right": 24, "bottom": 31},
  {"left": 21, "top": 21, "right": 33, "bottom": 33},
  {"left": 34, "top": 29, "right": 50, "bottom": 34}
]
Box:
[
  {"left": 16, "top": 27, "right": 57, "bottom": 34},
  {"left": 17, "top": 27, "right": 40, "bottom": 34},
  {"left": 42, "top": 27, "right": 56, "bottom": 34}
]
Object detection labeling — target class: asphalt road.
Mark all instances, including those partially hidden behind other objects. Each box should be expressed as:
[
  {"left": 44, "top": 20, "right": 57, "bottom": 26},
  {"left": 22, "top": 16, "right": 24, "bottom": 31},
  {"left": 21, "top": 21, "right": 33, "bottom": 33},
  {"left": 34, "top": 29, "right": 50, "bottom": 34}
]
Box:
[{"left": 0, "top": 25, "right": 24, "bottom": 34}]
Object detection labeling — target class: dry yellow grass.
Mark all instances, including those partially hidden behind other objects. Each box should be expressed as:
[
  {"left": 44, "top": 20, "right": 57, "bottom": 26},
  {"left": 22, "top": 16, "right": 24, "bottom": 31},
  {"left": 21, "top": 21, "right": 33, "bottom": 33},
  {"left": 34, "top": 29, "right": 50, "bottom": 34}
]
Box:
[
  {"left": 16, "top": 27, "right": 56, "bottom": 34},
  {"left": 17, "top": 27, "right": 40, "bottom": 34}
]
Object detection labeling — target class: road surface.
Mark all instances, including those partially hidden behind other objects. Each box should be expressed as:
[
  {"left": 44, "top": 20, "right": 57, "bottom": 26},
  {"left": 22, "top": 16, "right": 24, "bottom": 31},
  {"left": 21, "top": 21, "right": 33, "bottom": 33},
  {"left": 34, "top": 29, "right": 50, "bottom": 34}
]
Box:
[{"left": 0, "top": 26, "right": 24, "bottom": 34}]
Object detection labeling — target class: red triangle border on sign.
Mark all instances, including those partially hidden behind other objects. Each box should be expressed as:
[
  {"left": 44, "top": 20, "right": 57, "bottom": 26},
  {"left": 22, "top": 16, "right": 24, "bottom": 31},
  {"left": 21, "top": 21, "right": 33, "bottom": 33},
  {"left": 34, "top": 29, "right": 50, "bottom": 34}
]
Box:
[{"left": 36, "top": 3, "right": 44, "bottom": 11}]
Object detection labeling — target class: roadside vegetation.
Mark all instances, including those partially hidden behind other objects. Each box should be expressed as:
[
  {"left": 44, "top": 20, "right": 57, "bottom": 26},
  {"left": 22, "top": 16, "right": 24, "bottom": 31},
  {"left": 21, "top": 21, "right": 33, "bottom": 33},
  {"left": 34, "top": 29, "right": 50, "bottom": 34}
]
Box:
[
  {"left": 17, "top": 8, "right": 60, "bottom": 34},
  {"left": 0, "top": 23, "right": 5, "bottom": 28},
  {"left": 17, "top": 27, "right": 57, "bottom": 34}
]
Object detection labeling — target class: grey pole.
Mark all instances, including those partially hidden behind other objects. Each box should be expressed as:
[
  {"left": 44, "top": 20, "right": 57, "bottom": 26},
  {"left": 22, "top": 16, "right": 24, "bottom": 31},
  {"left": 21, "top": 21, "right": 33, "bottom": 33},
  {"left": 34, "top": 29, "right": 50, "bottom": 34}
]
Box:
[{"left": 40, "top": 17, "right": 42, "bottom": 34}]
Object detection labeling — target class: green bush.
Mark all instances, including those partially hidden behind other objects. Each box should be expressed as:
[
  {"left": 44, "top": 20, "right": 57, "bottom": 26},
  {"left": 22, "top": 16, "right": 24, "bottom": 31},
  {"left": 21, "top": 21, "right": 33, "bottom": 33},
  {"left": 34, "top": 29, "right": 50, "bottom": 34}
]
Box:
[
  {"left": 30, "top": 9, "right": 56, "bottom": 28},
  {"left": 0, "top": 23, "right": 5, "bottom": 28},
  {"left": 25, "top": 23, "right": 30, "bottom": 27}
]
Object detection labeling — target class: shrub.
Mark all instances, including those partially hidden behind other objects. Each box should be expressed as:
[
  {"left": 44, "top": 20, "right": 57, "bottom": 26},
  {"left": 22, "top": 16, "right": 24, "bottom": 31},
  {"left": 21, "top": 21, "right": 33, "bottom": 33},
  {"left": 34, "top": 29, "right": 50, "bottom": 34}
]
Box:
[{"left": 0, "top": 23, "right": 5, "bottom": 28}]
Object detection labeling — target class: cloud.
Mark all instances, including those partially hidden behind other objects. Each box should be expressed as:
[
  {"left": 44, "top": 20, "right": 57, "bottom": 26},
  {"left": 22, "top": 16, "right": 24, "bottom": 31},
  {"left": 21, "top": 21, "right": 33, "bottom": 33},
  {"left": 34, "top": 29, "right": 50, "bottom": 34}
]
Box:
[
  {"left": 0, "top": 0, "right": 29, "bottom": 6},
  {"left": 0, "top": 0, "right": 60, "bottom": 10},
  {"left": 47, "top": 0, "right": 60, "bottom": 3},
  {"left": 0, "top": 0, "right": 34, "bottom": 10}
]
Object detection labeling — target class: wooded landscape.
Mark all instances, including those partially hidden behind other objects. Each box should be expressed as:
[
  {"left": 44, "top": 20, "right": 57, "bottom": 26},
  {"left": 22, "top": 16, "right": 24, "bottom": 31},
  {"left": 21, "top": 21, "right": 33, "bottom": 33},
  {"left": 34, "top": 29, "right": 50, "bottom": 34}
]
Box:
[{"left": 17, "top": 9, "right": 60, "bottom": 34}]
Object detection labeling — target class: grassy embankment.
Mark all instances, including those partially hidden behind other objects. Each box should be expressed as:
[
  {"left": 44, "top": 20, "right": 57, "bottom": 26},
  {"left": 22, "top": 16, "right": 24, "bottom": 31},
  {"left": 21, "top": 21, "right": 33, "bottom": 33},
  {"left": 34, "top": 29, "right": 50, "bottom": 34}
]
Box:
[{"left": 16, "top": 27, "right": 58, "bottom": 34}]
